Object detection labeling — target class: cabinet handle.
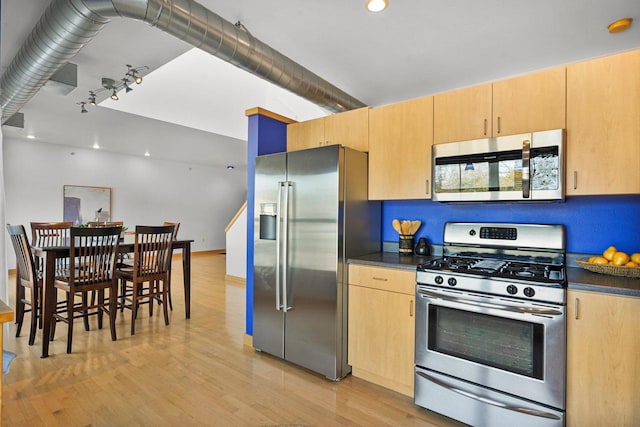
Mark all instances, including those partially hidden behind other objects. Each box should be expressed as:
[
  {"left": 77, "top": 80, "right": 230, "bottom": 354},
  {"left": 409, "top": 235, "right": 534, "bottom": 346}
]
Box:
[
  {"left": 372, "top": 276, "right": 388, "bottom": 282},
  {"left": 573, "top": 171, "right": 578, "bottom": 190},
  {"left": 574, "top": 298, "right": 580, "bottom": 320},
  {"left": 496, "top": 116, "right": 501, "bottom": 134},
  {"left": 410, "top": 300, "right": 414, "bottom": 317},
  {"left": 483, "top": 119, "right": 487, "bottom": 136},
  {"left": 425, "top": 179, "right": 430, "bottom": 195}
]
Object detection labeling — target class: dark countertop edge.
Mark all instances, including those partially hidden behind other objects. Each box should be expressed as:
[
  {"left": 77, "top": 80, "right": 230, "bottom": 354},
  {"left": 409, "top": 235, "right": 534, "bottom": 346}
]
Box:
[{"left": 348, "top": 253, "right": 640, "bottom": 298}]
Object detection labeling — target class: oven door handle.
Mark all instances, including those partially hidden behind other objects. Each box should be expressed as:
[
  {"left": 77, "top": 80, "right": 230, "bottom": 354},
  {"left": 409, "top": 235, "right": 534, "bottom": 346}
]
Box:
[
  {"left": 416, "top": 371, "right": 561, "bottom": 420},
  {"left": 417, "top": 289, "right": 563, "bottom": 316}
]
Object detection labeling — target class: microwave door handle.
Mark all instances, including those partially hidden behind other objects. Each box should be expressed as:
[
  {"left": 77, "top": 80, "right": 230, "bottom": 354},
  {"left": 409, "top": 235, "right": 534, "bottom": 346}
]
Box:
[
  {"left": 522, "top": 139, "right": 531, "bottom": 198},
  {"left": 416, "top": 371, "right": 561, "bottom": 421}
]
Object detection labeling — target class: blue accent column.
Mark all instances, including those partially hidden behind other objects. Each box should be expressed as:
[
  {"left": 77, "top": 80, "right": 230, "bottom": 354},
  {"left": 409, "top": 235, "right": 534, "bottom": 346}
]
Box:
[{"left": 245, "top": 108, "right": 290, "bottom": 336}]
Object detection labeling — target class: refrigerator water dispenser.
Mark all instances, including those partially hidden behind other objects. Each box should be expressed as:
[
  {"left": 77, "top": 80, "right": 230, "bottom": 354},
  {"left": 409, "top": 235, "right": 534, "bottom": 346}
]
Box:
[{"left": 259, "top": 203, "right": 277, "bottom": 240}]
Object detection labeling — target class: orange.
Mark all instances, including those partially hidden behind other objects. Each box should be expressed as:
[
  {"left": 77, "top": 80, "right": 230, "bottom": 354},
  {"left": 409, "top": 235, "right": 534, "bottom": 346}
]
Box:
[
  {"left": 625, "top": 261, "right": 639, "bottom": 267},
  {"left": 631, "top": 253, "right": 640, "bottom": 264},
  {"left": 590, "top": 256, "right": 609, "bottom": 265},
  {"left": 602, "top": 246, "right": 617, "bottom": 261},
  {"left": 612, "top": 251, "right": 630, "bottom": 266}
]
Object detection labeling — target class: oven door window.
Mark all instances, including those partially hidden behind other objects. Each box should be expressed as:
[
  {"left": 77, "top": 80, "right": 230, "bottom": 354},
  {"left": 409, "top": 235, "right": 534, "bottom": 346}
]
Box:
[{"left": 428, "top": 305, "right": 544, "bottom": 379}]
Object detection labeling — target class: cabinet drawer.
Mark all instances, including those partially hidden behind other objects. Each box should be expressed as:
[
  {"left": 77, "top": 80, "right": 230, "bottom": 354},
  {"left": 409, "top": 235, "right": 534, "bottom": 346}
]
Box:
[{"left": 348, "top": 264, "right": 415, "bottom": 295}]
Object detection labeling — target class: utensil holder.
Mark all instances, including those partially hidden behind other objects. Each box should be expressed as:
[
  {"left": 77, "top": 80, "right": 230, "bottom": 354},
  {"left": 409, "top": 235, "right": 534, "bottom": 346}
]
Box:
[{"left": 399, "top": 235, "right": 414, "bottom": 255}]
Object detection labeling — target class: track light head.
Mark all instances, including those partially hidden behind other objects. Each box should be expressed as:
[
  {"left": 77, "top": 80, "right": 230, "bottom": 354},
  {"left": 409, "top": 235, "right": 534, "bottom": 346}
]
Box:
[
  {"left": 78, "top": 101, "right": 88, "bottom": 113},
  {"left": 111, "top": 89, "right": 118, "bottom": 101},
  {"left": 123, "top": 79, "right": 133, "bottom": 93},
  {"left": 134, "top": 73, "right": 143, "bottom": 84},
  {"left": 88, "top": 91, "right": 97, "bottom": 106}
]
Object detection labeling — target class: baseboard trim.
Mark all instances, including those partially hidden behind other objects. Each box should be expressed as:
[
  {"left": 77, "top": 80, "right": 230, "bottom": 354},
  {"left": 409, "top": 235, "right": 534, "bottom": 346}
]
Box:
[
  {"left": 243, "top": 334, "right": 253, "bottom": 348},
  {"left": 225, "top": 275, "right": 246, "bottom": 286}
]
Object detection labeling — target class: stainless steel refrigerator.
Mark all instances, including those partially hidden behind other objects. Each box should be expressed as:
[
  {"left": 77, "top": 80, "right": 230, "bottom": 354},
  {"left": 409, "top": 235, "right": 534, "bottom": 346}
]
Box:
[{"left": 253, "top": 144, "right": 380, "bottom": 380}]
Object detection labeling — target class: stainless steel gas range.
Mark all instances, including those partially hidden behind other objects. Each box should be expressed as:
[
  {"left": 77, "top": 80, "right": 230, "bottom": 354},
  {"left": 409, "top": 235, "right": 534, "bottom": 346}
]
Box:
[{"left": 414, "top": 222, "right": 567, "bottom": 427}]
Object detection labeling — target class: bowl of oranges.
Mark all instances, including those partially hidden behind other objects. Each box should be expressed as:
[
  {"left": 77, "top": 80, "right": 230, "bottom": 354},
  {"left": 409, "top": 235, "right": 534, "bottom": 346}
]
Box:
[{"left": 576, "top": 246, "right": 640, "bottom": 278}]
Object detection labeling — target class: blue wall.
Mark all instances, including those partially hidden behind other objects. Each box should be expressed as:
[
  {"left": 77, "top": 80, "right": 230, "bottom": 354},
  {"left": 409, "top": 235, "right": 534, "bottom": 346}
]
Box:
[{"left": 383, "top": 195, "right": 640, "bottom": 254}]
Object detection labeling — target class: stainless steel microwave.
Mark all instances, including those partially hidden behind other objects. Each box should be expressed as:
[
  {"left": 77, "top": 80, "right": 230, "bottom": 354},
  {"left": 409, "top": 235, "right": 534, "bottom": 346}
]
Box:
[{"left": 432, "top": 129, "right": 565, "bottom": 202}]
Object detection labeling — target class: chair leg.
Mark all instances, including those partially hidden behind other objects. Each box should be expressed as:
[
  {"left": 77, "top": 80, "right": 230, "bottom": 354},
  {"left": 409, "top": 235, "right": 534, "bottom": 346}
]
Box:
[
  {"left": 15, "top": 277, "right": 25, "bottom": 337},
  {"left": 82, "top": 293, "right": 90, "bottom": 331},
  {"left": 120, "top": 279, "right": 127, "bottom": 313},
  {"left": 109, "top": 282, "right": 118, "bottom": 341},
  {"left": 66, "top": 293, "right": 74, "bottom": 354},
  {"left": 28, "top": 285, "right": 38, "bottom": 346},
  {"left": 130, "top": 282, "right": 138, "bottom": 336},
  {"left": 162, "top": 280, "right": 170, "bottom": 326},
  {"left": 97, "top": 290, "right": 105, "bottom": 330},
  {"left": 149, "top": 281, "right": 155, "bottom": 317}
]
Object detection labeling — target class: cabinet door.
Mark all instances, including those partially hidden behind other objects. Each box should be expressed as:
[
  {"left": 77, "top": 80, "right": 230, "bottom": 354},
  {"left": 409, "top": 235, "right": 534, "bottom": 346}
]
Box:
[
  {"left": 369, "top": 96, "right": 433, "bottom": 200},
  {"left": 287, "top": 117, "right": 325, "bottom": 152},
  {"left": 324, "top": 107, "right": 369, "bottom": 152},
  {"left": 434, "top": 83, "right": 492, "bottom": 144},
  {"left": 492, "top": 66, "right": 566, "bottom": 136},
  {"left": 566, "top": 290, "right": 640, "bottom": 427},
  {"left": 566, "top": 50, "right": 640, "bottom": 195},
  {"left": 348, "top": 285, "right": 415, "bottom": 397}
]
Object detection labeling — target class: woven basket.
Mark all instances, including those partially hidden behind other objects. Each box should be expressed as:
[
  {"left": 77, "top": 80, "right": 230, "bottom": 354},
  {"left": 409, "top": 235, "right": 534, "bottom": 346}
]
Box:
[{"left": 576, "top": 259, "right": 640, "bottom": 279}]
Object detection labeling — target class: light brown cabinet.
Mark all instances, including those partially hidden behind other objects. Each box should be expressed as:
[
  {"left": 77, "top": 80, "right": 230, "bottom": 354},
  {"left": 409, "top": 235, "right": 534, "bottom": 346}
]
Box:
[
  {"left": 368, "top": 96, "right": 433, "bottom": 200},
  {"left": 566, "top": 49, "right": 640, "bottom": 195},
  {"left": 566, "top": 289, "right": 640, "bottom": 427},
  {"left": 348, "top": 264, "right": 415, "bottom": 397},
  {"left": 434, "top": 67, "right": 566, "bottom": 144},
  {"left": 287, "top": 107, "right": 369, "bottom": 152}
]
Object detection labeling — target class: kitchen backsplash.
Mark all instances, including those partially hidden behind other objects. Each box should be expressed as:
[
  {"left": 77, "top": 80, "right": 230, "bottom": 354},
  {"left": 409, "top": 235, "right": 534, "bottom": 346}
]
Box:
[{"left": 382, "top": 195, "right": 640, "bottom": 255}]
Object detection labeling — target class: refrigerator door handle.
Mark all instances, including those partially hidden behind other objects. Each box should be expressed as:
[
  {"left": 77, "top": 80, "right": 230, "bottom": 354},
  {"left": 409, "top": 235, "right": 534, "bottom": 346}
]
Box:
[
  {"left": 275, "top": 181, "right": 285, "bottom": 311},
  {"left": 282, "top": 181, "right": 293, "bottom": 312}
]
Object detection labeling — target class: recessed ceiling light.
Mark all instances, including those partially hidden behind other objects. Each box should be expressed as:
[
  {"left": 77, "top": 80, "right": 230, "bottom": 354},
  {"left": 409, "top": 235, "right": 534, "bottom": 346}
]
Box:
[
  {"left": 227, "top": 165, "right": 235, "bottom": 170},
  {"left": 367, "top": 0, "right": 388, "bottom": 12},
  {"left": 27, "top": 134, "right": 36, "bottom": 140},
  {"left": 144, "top": 150, "right": 150, "bottom": 157},
  {"left": 93, "top": 142, "right": 100, "bottom": 149},
  {"left": 608, "top": 18, "right": 632, "bottom": 33}
]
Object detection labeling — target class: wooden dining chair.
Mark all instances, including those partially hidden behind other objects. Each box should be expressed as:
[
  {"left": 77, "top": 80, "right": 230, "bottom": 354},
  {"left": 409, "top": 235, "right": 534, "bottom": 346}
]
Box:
[
  {"left": 7, "top": 225, "right": 42, "bottom": 345},
  {"left": 115, "top": 225, "right": 174, "bottom": 335},
  {"left": 30, "top": 221, "right": 73, "bottom": 276},
  {"left": 50, "top": 226, "right": 122, "bottom": 353},
  {"left": 162, "top": 221, "right": 180, "bottom": 310}
]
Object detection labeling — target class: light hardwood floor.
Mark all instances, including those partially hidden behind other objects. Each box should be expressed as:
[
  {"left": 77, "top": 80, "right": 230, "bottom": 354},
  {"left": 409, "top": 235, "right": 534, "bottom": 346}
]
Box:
[{"left": 3, "top": 253, "right": 463, "bottom": 426}]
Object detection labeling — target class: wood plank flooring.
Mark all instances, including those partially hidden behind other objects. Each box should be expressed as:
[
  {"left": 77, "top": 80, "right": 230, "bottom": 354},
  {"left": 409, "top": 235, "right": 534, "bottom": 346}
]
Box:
[{"left": 3, "top": 253, "right": 463, "bottom": 426}]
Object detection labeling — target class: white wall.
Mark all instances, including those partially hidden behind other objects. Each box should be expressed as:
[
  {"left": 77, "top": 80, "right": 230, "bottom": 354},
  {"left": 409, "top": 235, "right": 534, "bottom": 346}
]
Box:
[
  {"left": 225, "top": 205, "right": 246, "bottom": 279},
  {"left": 3, "top": 137, "right": 246, "bottom": 268}
]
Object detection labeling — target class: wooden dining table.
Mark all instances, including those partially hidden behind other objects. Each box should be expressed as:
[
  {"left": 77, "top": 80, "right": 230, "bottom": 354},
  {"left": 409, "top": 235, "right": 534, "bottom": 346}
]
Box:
[{"left": 33, "top": 237, "right": 193, "bottom": 358}]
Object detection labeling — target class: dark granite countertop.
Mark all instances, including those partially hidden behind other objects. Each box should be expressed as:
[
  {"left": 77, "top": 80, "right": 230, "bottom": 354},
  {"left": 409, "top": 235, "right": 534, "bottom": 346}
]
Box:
[{"left": 349, "top": 253, "right": 640, "bottom": 298}]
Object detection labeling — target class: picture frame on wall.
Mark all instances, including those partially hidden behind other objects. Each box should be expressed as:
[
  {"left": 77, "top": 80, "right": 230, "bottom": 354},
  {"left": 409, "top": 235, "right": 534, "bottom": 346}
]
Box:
[{"left": 63, "top": 185, "right": 112, "bottom": 225}]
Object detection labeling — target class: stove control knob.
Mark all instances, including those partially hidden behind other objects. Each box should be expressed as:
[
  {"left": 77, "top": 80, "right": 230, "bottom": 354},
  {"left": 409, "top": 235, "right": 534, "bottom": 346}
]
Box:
[
  {"left": 435, "top": 276, "right": 444, "bottom": 285},
  {"left": 448, "top": 277, "right": 457, "bottom": 287},
  {"left": 524, "top": 287, "right": 536, "bottom": 298},
  {"left": 507, "top": 285, "right": 518, "bottom": 295}
]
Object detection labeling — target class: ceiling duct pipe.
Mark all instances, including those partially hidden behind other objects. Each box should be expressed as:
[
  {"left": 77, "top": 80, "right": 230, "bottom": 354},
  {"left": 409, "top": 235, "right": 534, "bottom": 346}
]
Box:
[{"left": 0, "top": 0, "right": 366, "bottom": 124}]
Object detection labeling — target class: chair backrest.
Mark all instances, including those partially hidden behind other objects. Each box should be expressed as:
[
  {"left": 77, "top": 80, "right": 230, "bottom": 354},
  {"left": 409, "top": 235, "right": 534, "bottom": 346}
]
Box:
[
  {"left": 68, "top": 226, "right": 122, "bottom": 287},
  {"left": 162, "top": 221, "right": 180, "bottom": 239},
  {"left": 7, "top": 225, "right": 38, "bottom": 287},
  {"left": 30, "top": 221, "right": 73, "bottom": 248},
  {"left": 86, "top": 221, "right": 124, "bottom": 228},
  {"left": 133, "top": 225, "right": 175, "bottom": 280}
]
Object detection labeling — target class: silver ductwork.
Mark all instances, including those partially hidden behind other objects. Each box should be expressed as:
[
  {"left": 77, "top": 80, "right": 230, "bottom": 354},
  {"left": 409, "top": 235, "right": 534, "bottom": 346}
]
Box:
[{"left": 0, "top": 0, "right": 366, "bottom": 123}]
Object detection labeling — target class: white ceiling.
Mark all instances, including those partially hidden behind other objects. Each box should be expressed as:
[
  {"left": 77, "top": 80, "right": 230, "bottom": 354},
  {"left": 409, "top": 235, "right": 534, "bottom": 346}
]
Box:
[{"left": 2, "top": 0, "right": 640, "bottom": 169}]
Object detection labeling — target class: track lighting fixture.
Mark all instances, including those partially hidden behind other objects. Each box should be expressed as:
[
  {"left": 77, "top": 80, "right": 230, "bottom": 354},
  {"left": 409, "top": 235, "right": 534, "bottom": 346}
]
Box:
[{"left": 77, "top": 64, "right": 148, "bottom": 113}]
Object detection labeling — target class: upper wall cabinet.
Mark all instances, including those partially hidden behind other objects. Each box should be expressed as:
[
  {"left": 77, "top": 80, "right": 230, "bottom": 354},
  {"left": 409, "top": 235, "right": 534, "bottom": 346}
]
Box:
[
  {"left": 287, "top": 107, "right": 369, "bottom": 152},
  {"left": 566, "top": 49, "right": 640, "bottom": 195},
  {"left": 434, "top": 67, "right": 566, "bottom": 144},
  {"left": 368, "top": 96, "right": 433, "bottom": 200}
]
